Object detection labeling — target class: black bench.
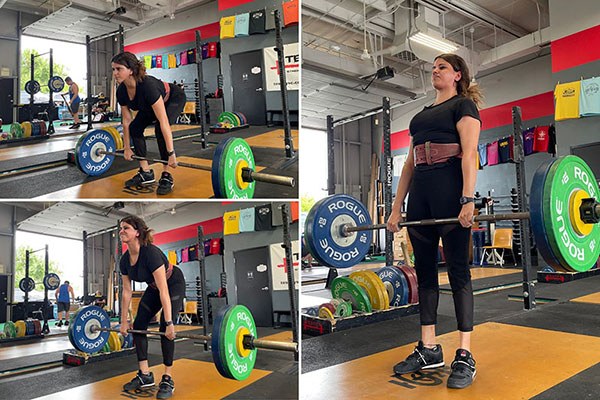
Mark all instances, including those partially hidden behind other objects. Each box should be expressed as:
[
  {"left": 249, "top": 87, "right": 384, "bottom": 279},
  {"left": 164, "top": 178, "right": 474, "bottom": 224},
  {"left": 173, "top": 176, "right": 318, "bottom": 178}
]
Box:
[{"left": 266, "top": 110, "right": 298, "bottom": 127}]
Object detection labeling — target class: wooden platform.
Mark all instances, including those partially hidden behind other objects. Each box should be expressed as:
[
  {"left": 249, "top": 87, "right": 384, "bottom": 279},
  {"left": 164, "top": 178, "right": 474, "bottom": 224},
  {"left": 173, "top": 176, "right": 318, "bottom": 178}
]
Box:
[
  {"left": 302, "top": 322, "right": 600, "bottom": 399},
  {"left": 571, "top": 292, "right": 600, "bottom": 304},
  {"left": 35, "top": 156, "right": 266, "bottom": 199},
  {"left": 0, "top": 137, "right": 79, "bottom": 161},
  {"left": 34, "top": 358, "right": 270, "bottom": 399},
  {"left": 244, "top": 129, "right": 299, "bottom": 150}
]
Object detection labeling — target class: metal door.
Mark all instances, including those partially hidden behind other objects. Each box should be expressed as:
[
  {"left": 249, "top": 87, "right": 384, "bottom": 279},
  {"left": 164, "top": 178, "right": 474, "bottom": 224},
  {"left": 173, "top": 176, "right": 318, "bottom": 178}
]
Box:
[
  {"left": 231, "top": 50, "right": 267, "bottom": 125},
  {"left": 0, "top": 78, "right": 15, "bottom": 124},
  {"left": 233, "top": 247, "right": 272, "bottom": 327}
]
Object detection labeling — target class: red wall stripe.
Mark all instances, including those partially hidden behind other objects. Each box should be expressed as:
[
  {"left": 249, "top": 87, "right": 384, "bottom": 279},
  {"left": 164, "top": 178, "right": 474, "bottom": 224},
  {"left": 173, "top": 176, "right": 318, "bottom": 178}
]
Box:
[
  {"left": 218, "top": 0, "right": 254, "bottom": 11},
  {"left": 152, "top": 217, "right": 223, "bottom": 246},
  {"left": 390, "top": 91, "right": 554, "bottom": 151},
  {"left": 551, "top": 24, "right": 600, "bottom": 73},
  {"left": 124, "top": 22, "right": 220, "bottom": 54}
]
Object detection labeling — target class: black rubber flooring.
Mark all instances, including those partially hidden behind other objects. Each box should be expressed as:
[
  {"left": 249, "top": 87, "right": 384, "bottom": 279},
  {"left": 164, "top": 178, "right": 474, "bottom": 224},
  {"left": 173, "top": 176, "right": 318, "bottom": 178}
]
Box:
[
  {"left": 0, "top": 326, "right": 297, "bottom": 399},
  {"left": 302, "top": 274, "right": 600, "bottom": 399}
]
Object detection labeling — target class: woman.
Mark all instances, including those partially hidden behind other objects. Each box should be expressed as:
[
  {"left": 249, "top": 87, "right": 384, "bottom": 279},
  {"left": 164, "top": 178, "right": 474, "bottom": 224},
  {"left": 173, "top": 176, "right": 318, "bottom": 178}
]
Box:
[
  {"left": 111, "top": 52, "right": 186, "bottom": 195},
  {"left": 64, "top": 77, "right": 82, "bottom": 129},
  {"left": 119, "top": 215, "right": 185, "bottom": 399},
  {"left": 386, "top": 53, "right": 482, "bottom": 389}
]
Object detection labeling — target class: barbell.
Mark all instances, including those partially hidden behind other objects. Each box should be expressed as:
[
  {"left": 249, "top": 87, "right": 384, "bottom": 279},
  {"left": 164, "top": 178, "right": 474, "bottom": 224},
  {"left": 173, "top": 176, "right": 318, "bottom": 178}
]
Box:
[
  {"left": 305, "top": 155, "right": 600, "bottom": 272},
  {"left": 18, "top": 273, "right": 61, "bottom": 292},
  {"left": 74, "top": 130, "right": 295, "bottom": 198},
  {"left": 69, "top": 304, "right": 297, "bottom": 381}
]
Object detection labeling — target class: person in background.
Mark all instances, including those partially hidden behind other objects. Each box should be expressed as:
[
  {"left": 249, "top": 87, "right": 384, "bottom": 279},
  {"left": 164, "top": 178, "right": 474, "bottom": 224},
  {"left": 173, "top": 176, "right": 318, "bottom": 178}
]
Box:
[
  {"left": 64, "top": 77, "right": 82, "bottom": 129},
  {"left": 55, "top": 280, "right": 75, "bottom": 327}
]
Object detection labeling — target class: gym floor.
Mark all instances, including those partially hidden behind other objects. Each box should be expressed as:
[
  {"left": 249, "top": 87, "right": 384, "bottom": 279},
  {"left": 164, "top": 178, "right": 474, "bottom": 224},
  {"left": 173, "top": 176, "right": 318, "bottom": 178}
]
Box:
[
  {"left": 0, "top": 122, "right": 298, "bottom": 199},
  {"left": 0, "top": 323, "right": 297, "bottom": 399},
  {"left": 301, "top": 265, "right": 600, "bottom": 399}
]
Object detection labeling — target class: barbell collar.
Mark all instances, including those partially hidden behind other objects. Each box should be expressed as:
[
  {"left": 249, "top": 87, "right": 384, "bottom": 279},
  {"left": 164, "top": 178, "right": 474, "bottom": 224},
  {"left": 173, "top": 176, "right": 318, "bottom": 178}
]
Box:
[
  {"left": 580, "top": 198, "right": 600, "bottom": 224},
  {"left": 342, "top": 212, "right": 531, "bottom": 235},
  {"left": 242, "top": 168, "right": 295, "bottom": 187}
]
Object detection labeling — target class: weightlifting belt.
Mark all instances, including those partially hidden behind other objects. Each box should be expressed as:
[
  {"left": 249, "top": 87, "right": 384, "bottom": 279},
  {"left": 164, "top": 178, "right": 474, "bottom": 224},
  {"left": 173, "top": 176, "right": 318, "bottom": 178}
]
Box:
[
  {"left": 414, "top": 142, "right": 462, "bottom": 166},
  {"left": 163, "top": 81, "right": 171, "bottom": 103},
  {"left": 149, "top": 263, "right": 174, "bottom": 289}
]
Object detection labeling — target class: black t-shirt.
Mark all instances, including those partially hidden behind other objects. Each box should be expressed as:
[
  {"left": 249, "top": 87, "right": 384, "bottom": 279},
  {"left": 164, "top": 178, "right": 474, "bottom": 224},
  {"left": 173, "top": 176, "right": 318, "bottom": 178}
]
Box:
[
  {"left": 255, "top": 203, "right": 274, "bottom": 231},
  {"left": 120, "top": 243, "right": 169, "bottom": 284},
  {"left": 409, "top": 95, "right": 481, "bottom": 146},
  {"left": 249, "top": 9, "right": 266, "bottom": 34},
  {"left": 116, "top": 75, "right": 167, "bottom": 112}
]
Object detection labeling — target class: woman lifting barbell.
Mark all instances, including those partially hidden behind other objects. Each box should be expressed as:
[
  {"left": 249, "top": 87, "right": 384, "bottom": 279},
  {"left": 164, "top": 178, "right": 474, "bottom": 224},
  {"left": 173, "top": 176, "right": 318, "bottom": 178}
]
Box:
[
  {"left": 386, "top": 53, "right": 483, "bottom": 389},
  {"left": 119, "top": 215, "right": 185, "bottom": 399},
  {"left": 111, "top": 52, "right": 186, "bottom": 195}
]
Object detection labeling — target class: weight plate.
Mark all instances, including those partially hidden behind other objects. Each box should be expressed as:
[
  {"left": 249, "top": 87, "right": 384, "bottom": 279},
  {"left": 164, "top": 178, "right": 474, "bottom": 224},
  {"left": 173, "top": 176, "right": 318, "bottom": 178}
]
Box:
[
  {"left": 69, "top": 306, "right": 110, "bottom": 354},
  {"left": 40, "top": 121, "right": 47, "bottom": 136},
  {"left": 349, "top": 270, "right": 389, "bottom": 310},
  {"left": 233, "top": 112, "right": 247, "bottom": 126},
  {"left": 4, "top": 321, "right": 16, "bottom": 338},
  {"left": 318, "top": 303, "right": 336, "bottom": 315},
  {"left": 10, "top": 123, "right": 22, "bottom": 139},
  {"left": 397, "top": 266, "right": 419, "bottom": 304},
  {"left": 108, "top": 331, "right": 121, "bottom": 352},
  {"left": 331, "top": 276, "right": 372, "bottom": 312},
  {"left": 318, "top": 306, "right": 335, "bottom": 320},
  {"left": 376, "top": 266, "right": 409, "bottom": 307},
  {"left": 25, "top": 80, "right": 41, "bottom": 95},
  {"left": 218, "top": 112, "right": 239, "bottom": 127},
  {"left": 540, "top": 265, "right": 555, "bottom": 273},
  {"left": 48, "top": 76, "right": 65, "bottom": 92},
  {"left": 211, "top": 304, "right": 258, "bottom": 381},
  {"left": 102, "top": 342, "right": 110, "bottom": 353},
  {"left": 21, "top": 122, "right": 32, "bottom": 138},
  {"left": 76, "top": 130, "right": 116, "bottom": 176},
  {"left": 19, "top": 277, "right": 35, "bottom": 293},
  {"left": 73, "top": 133, "right": 87, "bottom": 169},
  {"left": 334, "top": 300, "right": 353, "bottom": 317},
  {"left": 530, "top": 158, "right": 564, "bottom": 270},
  {"left": 542, "top": 156, "right": 600, "bottom": 272},
  {"left": 305, "top": 307, "right": 318, "bottom": 316},
  {"left": 305, "top": 195, "right": 373, "bottom": 269},
  {"left": 212, "top": 137, "right": 256, "bottom": 199},
  {"left": 43, "top": 273, "right": 60, "bottom": 290},
  {"left": 105, "top": 127, "right": 123, "bottom": 151},
  {"left": 33, "top": 319, "right": 41, "bottom": 335},
  {"left": 15, "top": 320, "right": 26, "bottom": 337}
]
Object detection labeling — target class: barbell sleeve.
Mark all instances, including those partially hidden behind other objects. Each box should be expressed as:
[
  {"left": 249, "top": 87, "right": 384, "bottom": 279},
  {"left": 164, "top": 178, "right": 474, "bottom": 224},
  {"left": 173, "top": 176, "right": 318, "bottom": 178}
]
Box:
[
  {"left": 343, "top": 212, "right": 531, "bottom": 235},
  {"left": 96, "top": 149, "right": 294, "bottom": 187},
  {"left": 91, "top": 326, "right": 297, "bottom": 353}
]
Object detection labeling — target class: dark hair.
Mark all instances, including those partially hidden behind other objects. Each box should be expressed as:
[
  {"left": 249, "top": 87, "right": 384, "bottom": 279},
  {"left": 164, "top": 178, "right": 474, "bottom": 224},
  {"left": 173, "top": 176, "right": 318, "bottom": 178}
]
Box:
[
  {"left": 65, "top": 77, "right": 72, "bottom": 83},
  {"left": 64, "top": 280, "right": 70, "bottom": 285},
  {"left": 111, "top": 51, "right": 147, "bottom": 83},
  {"left": 434, "top": 53, "right": 484, "bottom": 108},
  {"left": 120, "top": 215, "right": 154, "bottom": 245}
]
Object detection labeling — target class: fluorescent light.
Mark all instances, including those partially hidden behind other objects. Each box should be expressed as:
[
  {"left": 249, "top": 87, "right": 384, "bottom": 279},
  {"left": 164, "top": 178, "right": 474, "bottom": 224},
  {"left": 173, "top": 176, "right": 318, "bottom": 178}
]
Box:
[{"left": 409, "top": 32, "right": 458, "bottom": 53}]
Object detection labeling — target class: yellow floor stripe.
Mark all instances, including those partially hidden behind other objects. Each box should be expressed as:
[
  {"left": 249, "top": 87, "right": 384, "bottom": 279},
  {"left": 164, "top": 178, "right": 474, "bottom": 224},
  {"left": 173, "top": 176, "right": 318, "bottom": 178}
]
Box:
[
  {"left": 34, "top": 358, "right": 270, "bottom": 400},
  {"left": 244, "top": 129, "right": 299, "bottom": 150},
  {"left": 571, "top": 292, "right": 600, "bottom": 304},
  {"left": 302, "top": 322, "right": 600, "bottom": 400},
  {"left": 35, "top": 156, "right": 265, "bottom": 199}
]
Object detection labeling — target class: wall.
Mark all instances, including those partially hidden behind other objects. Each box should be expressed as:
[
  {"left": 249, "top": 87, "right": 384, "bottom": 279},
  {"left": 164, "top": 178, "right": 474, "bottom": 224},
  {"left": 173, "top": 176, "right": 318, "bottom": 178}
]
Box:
[{"left": 123, "top": 0, "right": 299, "bottom": 117}]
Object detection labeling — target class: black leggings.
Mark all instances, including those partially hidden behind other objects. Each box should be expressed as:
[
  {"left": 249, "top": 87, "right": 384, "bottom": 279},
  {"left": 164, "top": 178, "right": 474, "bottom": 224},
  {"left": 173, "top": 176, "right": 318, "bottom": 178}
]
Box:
[
  {"left": 133, "top": 266, "right": 186, "bottom": 366},
  {"left": 406, "top": 158, "right": 474, "bottom": 332},
  {"left": 129, "top": 85, "right": 186, "bottom": 161}
]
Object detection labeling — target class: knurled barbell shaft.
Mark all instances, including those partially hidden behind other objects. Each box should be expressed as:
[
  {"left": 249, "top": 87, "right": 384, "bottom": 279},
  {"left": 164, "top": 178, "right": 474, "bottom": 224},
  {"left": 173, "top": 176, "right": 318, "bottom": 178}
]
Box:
[
  {"left": 96, "top": 149, "right": 295, "bottom": 188},
  {"left": 343, "top": 212, "right": 531, "bottom": 234},
  {"left": 91, "top": 326, "right": 297, "bottom": 353}
]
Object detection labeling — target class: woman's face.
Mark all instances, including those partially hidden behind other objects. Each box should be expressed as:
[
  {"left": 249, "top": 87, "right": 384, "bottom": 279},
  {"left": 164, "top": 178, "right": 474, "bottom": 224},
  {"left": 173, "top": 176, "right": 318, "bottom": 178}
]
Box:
[
  {"left": 111, "top": 62, "right": 132, "bottom": 84},
  {"left": 119, "top": 222, "right": 138, "bottom": 243},
  {"left": 431, "top": 58, "right": 461, "bottom": 91}
]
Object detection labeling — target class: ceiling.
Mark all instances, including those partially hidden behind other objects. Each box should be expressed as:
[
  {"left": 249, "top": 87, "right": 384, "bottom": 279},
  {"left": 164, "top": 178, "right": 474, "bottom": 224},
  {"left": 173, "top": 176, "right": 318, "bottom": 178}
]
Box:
[
  {"left": 302, "top": 0, "right": 551, "bottom": 128},
  {"left": 15, "top": 201, "right": 196, "bottom": 240},
  {"left": 3, "top": 0, "right": 212, "bottom": 44}
]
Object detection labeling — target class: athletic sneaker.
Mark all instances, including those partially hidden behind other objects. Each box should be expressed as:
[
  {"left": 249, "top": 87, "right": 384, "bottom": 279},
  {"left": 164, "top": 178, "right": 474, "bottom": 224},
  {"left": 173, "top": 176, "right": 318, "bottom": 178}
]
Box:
[
  {"left": 69, "top": 123, "right": 81, "bottom": 129},
  {"left": 64, "top": 320, "right": 69, "bottom": 326},
  {"left": 156, "top": 171, "right": 174, "bottom": 195},
  {"left": 123, "top": 370, "right": 155, "bottom": 391},
  {"left": 393, "top": 340, "right": 445, "bottom": 375},
  {"left": 56, "top": 321, "right": 63, "bottom": 327},
  {"left": 447, "top": 349, "right": 476, "bottom": 389},
  {"left": 125, "top": 168, "right": 155, "bottom": 187},
  {"left": 156, "top": 374, "right": 175, "bottom": 399}
]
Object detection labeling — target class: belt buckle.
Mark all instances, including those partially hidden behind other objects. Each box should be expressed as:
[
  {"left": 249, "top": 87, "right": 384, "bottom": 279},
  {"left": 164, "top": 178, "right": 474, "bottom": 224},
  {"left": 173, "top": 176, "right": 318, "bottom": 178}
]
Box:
[{"left": 425, "top": 142, "right": 432, "bottom": 165}]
